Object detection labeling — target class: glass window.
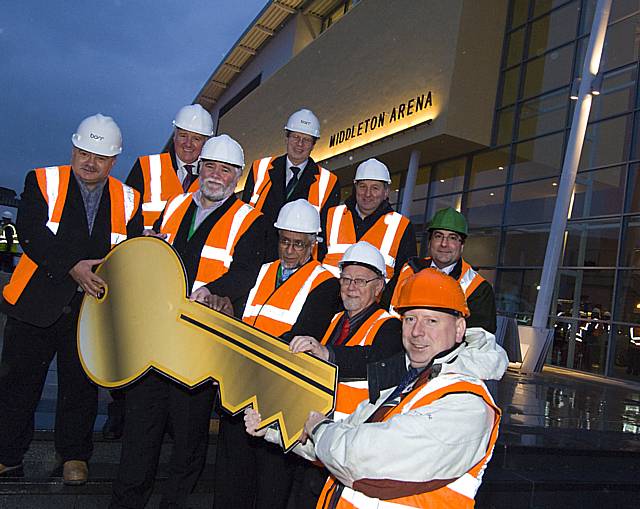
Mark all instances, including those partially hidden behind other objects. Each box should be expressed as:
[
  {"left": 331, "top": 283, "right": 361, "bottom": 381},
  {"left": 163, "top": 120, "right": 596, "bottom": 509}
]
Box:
[
  {"left": 506, "top": 178, "right": 559, "bottom": 224},
  {"left": 463, "top": 229, "right": 501, "bottom": 267},
  {"left": 588, "top": 65, "right": 638, "bottom": 122},
  {"left": 562, "top": 219, "right": 620, "bottom": 267},
  {"left": 578, "top": 114, "right": 634, "bottom": 170},
  {"left": 533, "top": 0, "right": 574, "bottom": 18},
  {"left": 614, "top": 270, "right": 640, "bottom": 323},
  {"left": 506, "top": 27, "right": 526, "bottom": 67},
  {"left": 610, "top": 0, "right": 640, "bottom": 23},
  {"left": 511, "top": 132, "right": 564, "bottom": 181},
  {"left": 465, "top": 187, "right": 505, "bottom": 227},
  {"left": 570, "top": 166, "right": 625, "bottom": 219},
  {"left": 501, "top": 66, "right": 521, "bottom": 107},
  {"left": 633, "top": 112, "right": 640, "bottom": 159},
  {"left": 495, "top": 107, "right": 516, "bottom": 145},
  {"left": 469, "top": 149, "right": 509, "bottom": 189},
  {"left": 388, "top": 172, "right": 404, "bottom": 208},
  {"left": 609, "top": 324, "right": 640, "bottom": 382},
  {"left": 517, "top": 87, "right": 570, "bottom": 139},
  {"left": 619, "top": 215, "right": 640, "bottom": 267},
  {"left": 556, "top": 268, "right": 615, "bottom": 321},
  {"left": 522, "top": 43, "right": 574, "bottom": 99},
  {"left": 626, "top": 164, "right": 640, "bottom": 213},
  {"left": 406, "top": 198, "right": 427, "bottom": 226},
  {"left": 502, "top": 224, "right": 550, "bottom": 266},
  {"left": 529, "top": 2, "right": 579, "bottom": 57},
  {"left": 430, "top": 158, "right": 466, "bottom": 195},
  {"left": 412, "top": 165, "right": 431, "bottom": 202},
  {"left": 425, "top": 194, "right": 462, "bottom": 223},
  {"left": 510, "top": 0, "right": 530, "bottom": 28},
  {"left": 496, "top": 268, "right": 542, "bottom": 316},
  {"left": 600, "top": 13, "right": 640, "bottom": 72}
]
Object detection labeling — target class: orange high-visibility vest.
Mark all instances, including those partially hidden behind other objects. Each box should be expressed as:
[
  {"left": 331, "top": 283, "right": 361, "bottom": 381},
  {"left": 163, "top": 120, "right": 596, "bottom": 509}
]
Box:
[
  {"left": 323, "top": 205, "right": 410, "bottom": 280},
  {"left": 160, "top": 194, "right": 261, "bottom": 293},
  {"left": 2, "top": 165, "right": 139, "bottom": 305},
  {"left": 320, "top": 309, "right": 394, "bottom": 419},
  {"left": 391, "top": 258, "right": 485, "bottom": 313},
  {"left": 242, "top": 260, "right": 335, "bottom": 337},
  {"left": 138, "top": 153, "right": 199, "bottom": 229},
  {"left": 316, "top": 375, "right": 501, "bottom": 509},
  {"left": 248, "top": 156, "right": 337, "bottom": 213}
]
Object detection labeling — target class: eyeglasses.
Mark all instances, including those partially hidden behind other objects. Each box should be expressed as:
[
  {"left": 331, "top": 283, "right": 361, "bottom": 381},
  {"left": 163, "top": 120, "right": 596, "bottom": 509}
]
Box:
[
  {"left": 339, "top": 276, "right": 380, "bottom": 288},
  {"left": 431, "top": 231, "right": 463, "bottom": 244},
  {"left": 288, "top": 133, "right": 314, "bottom": 146},
  {"left": 279, "top": 238, "right": 310, "bottom": 251}
]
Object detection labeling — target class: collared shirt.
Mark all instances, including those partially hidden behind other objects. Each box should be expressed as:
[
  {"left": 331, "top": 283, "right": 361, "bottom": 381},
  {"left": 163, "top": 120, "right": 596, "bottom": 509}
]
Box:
[
  {"left": 430, "top": 259, "right": 457, "bottom": 275},
  {"left": 176, "top": 156, "right": 197, "bottom": 187},
  {"left": 190, "top": 190, "right": 227, "bottom": 231},
  {"left": 74, "top": 173, "right": 107, "bottom": 234},
  {"left": 285, "top": 156, "right": 309, "bottom": 186},
  {"left": 278, "top": 256, "right": 312, "bottom": 286}
]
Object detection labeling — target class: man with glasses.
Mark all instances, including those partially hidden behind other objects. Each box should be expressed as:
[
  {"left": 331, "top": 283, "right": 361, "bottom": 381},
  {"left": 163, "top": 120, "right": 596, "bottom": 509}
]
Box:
[
  {"left": 242, "top": 109, "right": 340, "bottom": 260},
  {"left": 390, "top": 207, "right": 497, "bottom": 334},
  {"left": 214, "top": 198, "right": 340, "bottom": 509}
]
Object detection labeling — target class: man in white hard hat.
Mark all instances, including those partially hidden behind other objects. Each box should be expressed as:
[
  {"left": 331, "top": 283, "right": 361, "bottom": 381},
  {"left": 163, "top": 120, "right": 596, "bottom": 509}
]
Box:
[
  {"left": 321, "top": 158, "right": 416, "bottom": 287},
  {"left": 103, "top": 104, "right": 214, "bottom": 441},
  {"left": 110, "top": 134, "right": 266, "bottom": 509},
  {"left": 288, "top": 241, "right": 403, "bottom": 507},
  {"left": 0, "top": 210, "right": 18, "bottom": 272},
  {"left": 0, "top": 114, "right": 143, "bottom": 484},
  {"left": 242, "top": 108, "right": 340, "bottom": 260},
  {"left": 213, "top": 198, "right": 340, "bottom": 509},
  {"left": 126, "top": 104, "right": 213, "bottom": 230}
]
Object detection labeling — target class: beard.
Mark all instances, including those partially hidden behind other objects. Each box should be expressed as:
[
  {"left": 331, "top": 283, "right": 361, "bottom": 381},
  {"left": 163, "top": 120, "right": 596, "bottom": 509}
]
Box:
[{"left": 201, "top": 179, "right": 233, "bottom": 203}]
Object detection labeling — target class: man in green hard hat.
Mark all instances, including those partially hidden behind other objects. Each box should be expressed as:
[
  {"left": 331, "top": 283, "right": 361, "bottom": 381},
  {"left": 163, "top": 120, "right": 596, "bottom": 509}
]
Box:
[{"left": 389, "top": 207, "right": 496, "bottom": 334}]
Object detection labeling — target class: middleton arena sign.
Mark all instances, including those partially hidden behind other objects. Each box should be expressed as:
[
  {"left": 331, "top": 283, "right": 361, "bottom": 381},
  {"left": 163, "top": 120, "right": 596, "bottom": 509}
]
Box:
[{"left": 328, "top": 91, "right": 433, "bottom": 149}]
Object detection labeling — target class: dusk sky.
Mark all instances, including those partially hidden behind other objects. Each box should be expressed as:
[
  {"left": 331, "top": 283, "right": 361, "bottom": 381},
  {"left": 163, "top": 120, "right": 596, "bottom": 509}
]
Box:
[{"left": 1, "top": 0, "right": 266, "bottom": 207}]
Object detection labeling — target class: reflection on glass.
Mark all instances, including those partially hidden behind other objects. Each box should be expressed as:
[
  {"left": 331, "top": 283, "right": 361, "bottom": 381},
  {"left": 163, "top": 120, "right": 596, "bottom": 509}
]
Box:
[
  {"left": 570, "top": 166, "right": 625, "bottom": 219},
  {"left": 469, "top": 149, "right": 509, "bottom": 189},
  {"left": 610, "top": 325, "right": 640, "bottom": 382},
  {"left": 529, "top": 2, "right": 579, "bottom": 57},
  {"left": 463, "top": 229, "right": 501, "bottom": 267},
  {"left": 501, "top": 66, "right": 521, "bottom": 106},
  {"left": 562, "top": 220, "right": 620, "bottom": 267},
  {"left": 510, "top": 0, "right": 530, "bottom": 28},
  {"left": 588, "top": 65, "right": 638, "bottom": 122},
  {"left": 620, "top": 215, "right": 640, "bottom": 267},
  {"left": 600, "top": 14, "right": 640, "bottom": 73},
  {"left": 431, "top": 158, "right": 466, "bottom": 195},
  {"left": 518, "top": 87, "right": 569, "bottom": 139},
  {"left": 503, "top": 225, "right": 549, "bottom": 266},
  {"left": 613, "top": 270, "right": 640, "bottom": 324},
  {"left": 496, "top": 268, "right": 542, "bottom": 316},
  {"left": 495, "top": 107, "right": 515, "bottom": 146},
  {"left": 465, "top": 187, "right": 505, "bottom": 227},
  {"left": 512, "top": 132, "right": 564, "bottom": 181},
  {"left": 506, "top": 27, "right": 526, "bottom": 67},
  {"left": 522, "top": 43, "right": 574, "bottom": 99},
  {"left": 578, "top": 114, "right": 633, "bottom": 170},
  {"left": 506, "top": 178, "right": 559, "bottom": 225},
  {"left": 625, "top": 164, "right": 640, "bottom": 213}
]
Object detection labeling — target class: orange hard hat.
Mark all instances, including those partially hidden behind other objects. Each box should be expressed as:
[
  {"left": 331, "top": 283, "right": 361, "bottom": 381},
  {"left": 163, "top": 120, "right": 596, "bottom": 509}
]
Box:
[{"left": 395, "top": 268, "right": 470, "bottom": 317}]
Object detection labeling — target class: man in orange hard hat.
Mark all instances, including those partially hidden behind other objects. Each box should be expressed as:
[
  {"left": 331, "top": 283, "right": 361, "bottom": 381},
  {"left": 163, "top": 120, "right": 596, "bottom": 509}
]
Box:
[{"left": 246, "top": 268, "right": 508, "bottom": 509}]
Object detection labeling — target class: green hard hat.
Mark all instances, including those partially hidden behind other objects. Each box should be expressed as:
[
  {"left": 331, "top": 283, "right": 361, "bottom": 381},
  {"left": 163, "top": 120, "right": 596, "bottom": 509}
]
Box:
[{"left": 428, "top": 207, "right": 468, "bottom": 236}]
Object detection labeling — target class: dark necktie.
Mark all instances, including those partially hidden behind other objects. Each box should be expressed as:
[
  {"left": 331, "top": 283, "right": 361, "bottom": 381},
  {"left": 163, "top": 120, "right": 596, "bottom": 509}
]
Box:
[
  {"left": 182, "top": 165, "right": 194, "bottom": 192},
  {"left": 333, "top": 318, "right": 351, "bottom": 346},
  {"left": 366, "top": 367, "right": 422, "bottom": 423},
  {"left": 285, "top": 166, "right": 301, "bottom": 198}
]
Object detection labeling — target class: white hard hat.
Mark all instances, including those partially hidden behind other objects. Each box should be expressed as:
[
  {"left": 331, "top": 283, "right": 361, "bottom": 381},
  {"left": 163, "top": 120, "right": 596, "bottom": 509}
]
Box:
[
  {"left": 274, "top": 199, "right": 321, "bottom": 234},
  {"left": 71, "top": 114, "right": 122, "bottom": 157},
  {"left": 284, "top": 109, "right": 321, "bottom": 138},
  {"left": 173, "top": 104, "right": 214, "bottom": 136},
  {"left": 2, "top": 211, "right": 13, "bottom": 220},
  {"left": 199, "top": 134, "right": 245, "bottom": 169},
  {"left": 339, "top": 241, "right": 386, "bottom": 277},
  {"left": 354, "top": 158, "right": 391, "bottom": 184}
]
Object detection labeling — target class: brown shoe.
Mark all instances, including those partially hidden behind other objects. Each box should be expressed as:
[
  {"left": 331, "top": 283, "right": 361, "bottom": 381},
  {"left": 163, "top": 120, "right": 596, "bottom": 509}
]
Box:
[
  {"left": 63, "top": 460, "right": 88, "bottom": 485},
  {"left": 0, "top": 463, "right": 23, "bottom": 477}
]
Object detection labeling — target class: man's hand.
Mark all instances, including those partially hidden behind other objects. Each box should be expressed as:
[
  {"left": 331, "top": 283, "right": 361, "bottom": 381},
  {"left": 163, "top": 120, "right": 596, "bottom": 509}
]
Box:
[
  {"left": 142, "top": 229, "right": 168, "bottom": 239},
  {"left": 301, "top": 410, "right": 329, "bottom": 444},
  {"left": 69, "top": 259, "right": 106, "bottom": 298},
  {"left": 190, "top": 288, "right": 234, "bottom": 316},
  {"left": 289, "top": 335, "right": 329, "bottom": 361},
  {"left": 244, "top": 408, "right": 267, "bottom": 437}
]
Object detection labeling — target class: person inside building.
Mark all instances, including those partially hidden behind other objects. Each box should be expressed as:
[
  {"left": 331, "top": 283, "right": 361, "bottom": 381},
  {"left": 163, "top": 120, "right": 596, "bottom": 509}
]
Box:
[
  {"left": 0, "top": 114, "right": 142, "bottom": 484},
  {"left": 288, "top": 241, "right": 403, "bottom": 507},
  {"left": 110, "top": 134, "right": 265, "bottom": 509},
  {"left": 321, "top": 158, "right": 416, "bottom": 284},
  {"left": 101, "top": 104, "right": 215, "bottom": 442},
  {"left": 246, "top": 268, "right": 508, "bottom": 508},
  {"left": 241, "top": 108, "right": 340, "bottom": 260},
  {"left": 0, "top": 210, "right": 18, "bottom": 272},
  {"left": 213, "top": 198, "right": 340, "bottom": 509},
  {"left": 389, "top": 207, "right": 497, "bottom": 334}
]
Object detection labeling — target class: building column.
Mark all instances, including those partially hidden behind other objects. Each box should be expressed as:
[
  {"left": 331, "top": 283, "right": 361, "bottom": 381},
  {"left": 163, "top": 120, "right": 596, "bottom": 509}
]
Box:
[{"left": 400, "top": 149, "right": 421, "bottom": 217}]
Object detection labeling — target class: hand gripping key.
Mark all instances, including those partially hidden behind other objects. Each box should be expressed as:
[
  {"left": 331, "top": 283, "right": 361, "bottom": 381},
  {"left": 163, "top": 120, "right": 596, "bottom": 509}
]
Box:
[{"left": 77, "top": 237, "right": 337, "bottom": 451}]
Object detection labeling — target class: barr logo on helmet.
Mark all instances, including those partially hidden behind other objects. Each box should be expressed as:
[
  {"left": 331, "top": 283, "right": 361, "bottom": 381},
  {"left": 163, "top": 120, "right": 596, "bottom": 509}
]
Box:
[{"left": 90, "top": 133, "right": 105, "bottom": 141}]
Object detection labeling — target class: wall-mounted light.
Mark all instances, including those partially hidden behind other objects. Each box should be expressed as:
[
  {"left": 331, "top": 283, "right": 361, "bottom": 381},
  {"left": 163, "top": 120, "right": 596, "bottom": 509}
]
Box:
[
  {"left": 570, "top": 77, "right": 581, "bottom": 100},
  {"left": 590, "top": 72, "right": 604, "bottom": 96}
]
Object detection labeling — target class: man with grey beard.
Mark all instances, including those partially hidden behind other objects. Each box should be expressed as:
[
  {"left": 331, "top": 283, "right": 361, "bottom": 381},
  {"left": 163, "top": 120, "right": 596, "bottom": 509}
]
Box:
[{"left": 110, "top": 135, "right": 266, "bottom": 509}]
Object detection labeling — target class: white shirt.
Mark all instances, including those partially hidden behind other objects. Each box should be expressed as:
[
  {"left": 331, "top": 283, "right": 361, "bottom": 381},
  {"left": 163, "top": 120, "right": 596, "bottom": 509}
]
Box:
[
  {"left": 176, "top": 156, "right": 197, "bottom": 186},
  {"left": 285, "top": 157, "right": 308, "bottom": 186},
  {"left": 430, "top": 259, "right": 457, "bottom": 275}
]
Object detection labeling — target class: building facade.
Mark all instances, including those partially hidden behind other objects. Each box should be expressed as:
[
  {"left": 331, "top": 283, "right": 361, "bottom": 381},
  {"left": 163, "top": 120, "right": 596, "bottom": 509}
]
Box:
[{"left": 195, "top": 0, "right": 640, "bottom": 381}]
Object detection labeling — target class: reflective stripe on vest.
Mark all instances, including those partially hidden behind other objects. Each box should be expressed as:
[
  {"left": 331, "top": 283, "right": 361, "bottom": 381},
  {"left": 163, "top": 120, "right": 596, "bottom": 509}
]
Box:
[
  {"left": 243, "top": 261, "right": 334, "bottom": 336},
  {"left": 142, "top": 154, "right": 166, "bottom": 212},
  {"left": 321, "top": 309, "right": 393, "bottom": 419},
  {"left": 317, "top": 375, "right": 501, "bottom": 509},
  {"left": 2, "top": 167, "right": 139, "bottom": 305},
  {"left": 160, "top": 195, "right": 261, "bottom": 293},
  {"left": 249, "top": 157, "right": 273, "bottom": 207},
  {"left": 324, "top": 205, "right": 408, "bottom": 280}
]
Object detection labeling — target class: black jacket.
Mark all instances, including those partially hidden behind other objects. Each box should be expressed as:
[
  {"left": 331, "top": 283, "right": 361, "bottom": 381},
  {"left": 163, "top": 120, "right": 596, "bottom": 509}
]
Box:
[
  {"left": 1, "top": 170, "right": 143, "bottom": 327},
  {"left": 241, "top": 155, "right": 340, "bottom": 261},
  {"left": 153, "top": 194, "right": 266, "bottom": 318}
]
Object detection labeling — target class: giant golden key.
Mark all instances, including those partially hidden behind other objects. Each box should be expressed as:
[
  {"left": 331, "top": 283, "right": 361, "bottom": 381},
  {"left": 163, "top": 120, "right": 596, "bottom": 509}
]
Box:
[{"left": 77, "top": 236, "right": 337, "bottom": 451}]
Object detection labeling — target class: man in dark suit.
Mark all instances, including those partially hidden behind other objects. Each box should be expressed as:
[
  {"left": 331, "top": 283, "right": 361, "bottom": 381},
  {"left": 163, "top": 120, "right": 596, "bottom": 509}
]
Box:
[
  {"left": 242, "top": 108, "right": 340, "bottom": 260},
  {"left": 0, "top": 114, "right": 143, "bottom": 484}
]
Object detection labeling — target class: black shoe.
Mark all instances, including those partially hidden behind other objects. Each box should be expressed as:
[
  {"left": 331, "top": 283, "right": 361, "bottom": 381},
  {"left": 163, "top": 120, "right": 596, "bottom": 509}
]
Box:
[{"left": 102, "top": 414, "right": 124, "bottom": 440}]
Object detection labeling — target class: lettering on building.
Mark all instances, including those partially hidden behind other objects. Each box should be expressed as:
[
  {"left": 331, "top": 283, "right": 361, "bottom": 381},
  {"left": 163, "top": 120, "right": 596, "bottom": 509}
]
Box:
[{"left": 329, "top": 91, "right": 433, "bottom": 149}]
